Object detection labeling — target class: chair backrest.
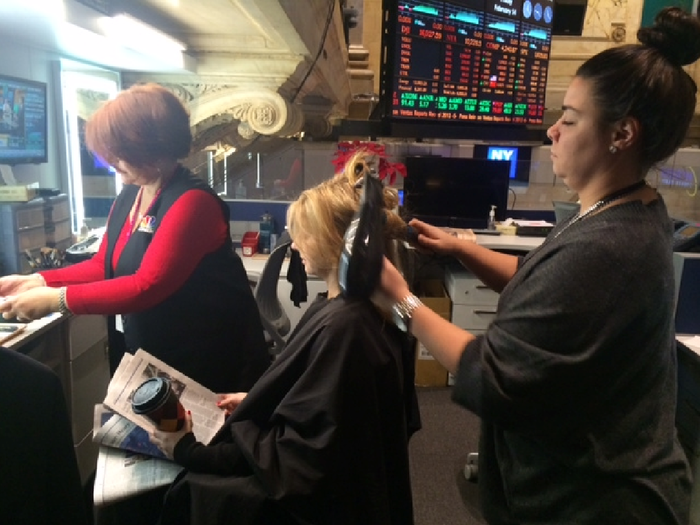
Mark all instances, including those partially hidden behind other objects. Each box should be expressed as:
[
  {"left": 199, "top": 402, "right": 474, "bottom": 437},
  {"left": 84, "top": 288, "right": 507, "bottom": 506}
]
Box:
[
  {"left": 254, "top": 236, "right": 293, "bottom": 356},
  {"left": 0, "top": 347, "right": 89, "bottom": 525}
]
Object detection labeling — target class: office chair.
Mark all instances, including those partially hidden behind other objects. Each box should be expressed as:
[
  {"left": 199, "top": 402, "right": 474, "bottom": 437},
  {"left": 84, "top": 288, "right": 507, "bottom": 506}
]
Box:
[
  {"left": 253, "top": 236, "right": 293, "bottom": 357},
  {"left": 0, "top": 347, "right": 89, "bottom": 525}
]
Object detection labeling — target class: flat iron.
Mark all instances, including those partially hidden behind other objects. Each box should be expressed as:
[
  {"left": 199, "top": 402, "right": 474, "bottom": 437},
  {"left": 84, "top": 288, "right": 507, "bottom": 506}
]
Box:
[{"left": 338, "top": 172, "right": 385, "bottom": 299}]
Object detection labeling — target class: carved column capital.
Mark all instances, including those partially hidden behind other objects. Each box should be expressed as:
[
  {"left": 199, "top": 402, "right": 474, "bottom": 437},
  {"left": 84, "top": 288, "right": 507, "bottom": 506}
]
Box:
[
  {"left": 158, "top": 83, "right": 305, "bottom": 148},
  {"left": 225, "top": 89, "right": 305, "bottom": 137}
]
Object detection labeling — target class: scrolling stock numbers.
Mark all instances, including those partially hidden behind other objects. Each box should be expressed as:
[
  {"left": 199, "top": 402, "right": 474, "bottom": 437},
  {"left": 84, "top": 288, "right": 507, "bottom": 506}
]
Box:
[{"left": 392, "top": 0, "right": 553, "bottom": 125}]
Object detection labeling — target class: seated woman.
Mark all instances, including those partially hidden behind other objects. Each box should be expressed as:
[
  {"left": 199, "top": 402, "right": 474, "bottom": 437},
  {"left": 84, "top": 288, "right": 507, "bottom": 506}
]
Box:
[{"left": 150, "top": 151, "right": 420, "bottom": 525}]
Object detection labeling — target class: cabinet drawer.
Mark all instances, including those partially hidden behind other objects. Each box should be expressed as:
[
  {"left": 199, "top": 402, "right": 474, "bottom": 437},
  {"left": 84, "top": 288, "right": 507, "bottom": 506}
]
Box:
[
  {"left": 45, "top": 196, "right": 70, "bottom": 222},
  {"left": 46, "top": 218, "right": 71, "bottom": 245},
  {"left": 452, "top": 304, "right": 498, "bottom": 330},
  {"left": 445, "top": 270, "right": 499, "bottom": 306},
  {"left": 3, "top": 225, "right": 46, "bottom": 252},
  {"left": 69, "top": 338, "right": 110, "bottom": 441},
  {"left": 14, "top": 205, "right": 45, "bottom": 230},
  {"left": 68, "top": 314, "right": 108, "bottom": 360}
]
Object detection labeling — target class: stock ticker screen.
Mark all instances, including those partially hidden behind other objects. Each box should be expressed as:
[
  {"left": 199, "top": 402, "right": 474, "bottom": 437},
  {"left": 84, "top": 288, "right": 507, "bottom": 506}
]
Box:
[{"left": 387, "top": 0, "right": 553, "bottom": 125}]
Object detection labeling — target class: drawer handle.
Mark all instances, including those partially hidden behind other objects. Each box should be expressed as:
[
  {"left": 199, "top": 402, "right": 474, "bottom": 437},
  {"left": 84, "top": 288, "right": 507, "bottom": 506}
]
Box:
[
  {"left": 474, "top": 309, "right": 497, "bottom": 315},
  {"left": 475, "top": 285, "right": 491, "bottom": 290}
]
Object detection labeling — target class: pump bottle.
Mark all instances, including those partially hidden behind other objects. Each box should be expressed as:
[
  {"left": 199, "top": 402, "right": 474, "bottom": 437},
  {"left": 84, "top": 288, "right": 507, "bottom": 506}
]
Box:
[{"left": 487, "top": 205, "right": 497, "bottom": 230}]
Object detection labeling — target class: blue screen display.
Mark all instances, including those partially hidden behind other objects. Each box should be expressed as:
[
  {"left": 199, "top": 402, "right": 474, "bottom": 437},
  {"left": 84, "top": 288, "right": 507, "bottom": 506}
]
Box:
[
  {"left": 486, "top": 146, "right": 518, "bottom": 179},
  {"left": 474, "top": 144, "right": 531, "bottom": 182}
]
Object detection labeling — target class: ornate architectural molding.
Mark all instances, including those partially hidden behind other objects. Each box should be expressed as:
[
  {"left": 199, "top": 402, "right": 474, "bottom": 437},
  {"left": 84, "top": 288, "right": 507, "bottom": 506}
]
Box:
[
  {"left": 115, "top": 0, "right": 351, "bottom": 155},
  {"left": 155, "top": 84, "right": 305, "bottom": 150}
]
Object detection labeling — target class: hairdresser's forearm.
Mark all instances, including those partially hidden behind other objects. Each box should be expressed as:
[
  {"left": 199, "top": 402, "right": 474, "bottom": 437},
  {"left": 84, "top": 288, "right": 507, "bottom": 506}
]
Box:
[{"left": 410, "top": 305, "right": 475, "bottom": 374}]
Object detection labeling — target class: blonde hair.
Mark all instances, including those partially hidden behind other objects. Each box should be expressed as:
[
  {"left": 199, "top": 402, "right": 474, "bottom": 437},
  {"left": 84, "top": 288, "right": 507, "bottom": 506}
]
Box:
[{"left": 286, "top": 150, "right": 407, "bottom": 275}]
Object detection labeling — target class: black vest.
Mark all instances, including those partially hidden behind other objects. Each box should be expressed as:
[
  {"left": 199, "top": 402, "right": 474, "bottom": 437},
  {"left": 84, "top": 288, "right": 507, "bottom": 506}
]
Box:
[{"left": 104, "top": 167, "right": 269, "bottom": 392}]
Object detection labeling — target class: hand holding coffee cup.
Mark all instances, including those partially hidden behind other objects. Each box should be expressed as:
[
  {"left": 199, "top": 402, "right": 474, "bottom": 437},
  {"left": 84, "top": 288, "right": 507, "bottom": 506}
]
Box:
[
  {"left": 131, "top": 377, "right": 186, "bottom": 432},
  {"left": 149, "top": 410, "right": 193, "bottom": 459}
]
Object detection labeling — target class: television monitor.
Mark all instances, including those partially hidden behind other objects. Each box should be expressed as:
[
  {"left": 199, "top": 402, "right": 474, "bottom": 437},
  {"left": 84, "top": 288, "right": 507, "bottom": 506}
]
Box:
[
  {"left": 382, "top": 0, "right": 554, "bottom": 133},
  {"left": 0, "top": 73, "right": 48, "bottom": 165},
  {"left": 473, "top": 144, "right": 531, "bottom": 182},
  {"left": 403, "top": 156, "right": 510, "bottom": 229}
]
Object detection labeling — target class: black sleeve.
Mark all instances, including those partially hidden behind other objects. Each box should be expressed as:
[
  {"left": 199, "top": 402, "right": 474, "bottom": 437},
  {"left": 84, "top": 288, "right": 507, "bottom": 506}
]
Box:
[{"left": 173, "top": 432, "right": 250, "bottom": 476}]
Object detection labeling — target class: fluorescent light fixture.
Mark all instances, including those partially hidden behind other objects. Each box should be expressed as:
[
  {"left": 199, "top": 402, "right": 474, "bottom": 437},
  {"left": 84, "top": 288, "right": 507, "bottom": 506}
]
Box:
[
  {"left": 100, "top": 13, "right": 186, "bottom": 65},
  {"left": 15, "top": 0, "right": 66, "bottom": 19}
]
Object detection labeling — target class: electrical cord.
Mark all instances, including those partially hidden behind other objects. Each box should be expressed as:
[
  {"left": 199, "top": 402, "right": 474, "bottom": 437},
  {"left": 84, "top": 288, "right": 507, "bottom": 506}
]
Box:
[
  {"left": 509, "top": 187, "right": 517, "bottom": 210},
  {"left": 290, "top": 0, "right": 336, "bottom": 104}
]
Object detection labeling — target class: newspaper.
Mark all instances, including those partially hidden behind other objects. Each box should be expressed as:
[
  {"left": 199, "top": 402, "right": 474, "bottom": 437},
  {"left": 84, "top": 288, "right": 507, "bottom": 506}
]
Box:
[
  {"left": 93, "top": 349, "right": 227, "bottom": 506},
  {"left": 103, "top": 349, "right": 226, "bottom": 445},
  {"left": 93, "top": 404, "right": 167, "bottom": 459},
  {"left": 93, "top": 446, "right": 183, "bottom": 506}
]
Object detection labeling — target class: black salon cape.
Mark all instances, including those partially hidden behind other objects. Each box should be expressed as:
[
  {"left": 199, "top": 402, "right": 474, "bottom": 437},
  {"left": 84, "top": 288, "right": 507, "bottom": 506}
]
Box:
[{"left": 159, "top": 294, "right": 420, "bottom": 525}]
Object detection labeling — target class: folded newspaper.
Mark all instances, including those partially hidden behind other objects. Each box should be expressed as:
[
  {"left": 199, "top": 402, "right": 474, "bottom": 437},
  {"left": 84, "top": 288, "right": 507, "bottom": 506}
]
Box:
[{"left": 93, "top": 349, "right": 227, "bottom": 506}]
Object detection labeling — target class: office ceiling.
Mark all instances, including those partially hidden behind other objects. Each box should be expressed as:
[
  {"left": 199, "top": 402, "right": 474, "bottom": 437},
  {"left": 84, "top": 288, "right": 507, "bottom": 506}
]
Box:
[{"left": 0, "top": 0, "right": 354, "bottom": 152}]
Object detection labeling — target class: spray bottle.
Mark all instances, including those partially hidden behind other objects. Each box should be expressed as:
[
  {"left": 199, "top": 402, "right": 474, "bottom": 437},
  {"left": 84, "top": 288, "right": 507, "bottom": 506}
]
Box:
[{"left": 487, "top": 205, "right": 497, "bottom": 230}]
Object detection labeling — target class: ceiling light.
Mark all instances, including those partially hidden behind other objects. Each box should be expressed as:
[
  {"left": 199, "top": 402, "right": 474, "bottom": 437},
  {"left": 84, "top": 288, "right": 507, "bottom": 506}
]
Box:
[{"left": 100, "top": 13, "right": 186, "bottom": 59}]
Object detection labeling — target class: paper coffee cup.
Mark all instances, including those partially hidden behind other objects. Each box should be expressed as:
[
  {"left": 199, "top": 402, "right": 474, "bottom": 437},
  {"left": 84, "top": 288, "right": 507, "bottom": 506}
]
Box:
[{"left": 131, "top": 377, "right": 185, "bottom": 432}]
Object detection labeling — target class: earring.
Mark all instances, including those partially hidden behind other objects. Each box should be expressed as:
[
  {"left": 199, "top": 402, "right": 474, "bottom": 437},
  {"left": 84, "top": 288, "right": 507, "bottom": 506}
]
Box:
[{"left": 609, "top": 145, "right": 618, "bottom": 154}]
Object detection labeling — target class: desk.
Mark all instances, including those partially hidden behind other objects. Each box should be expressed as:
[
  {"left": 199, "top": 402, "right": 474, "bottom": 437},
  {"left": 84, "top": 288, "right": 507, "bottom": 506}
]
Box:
[
  {"left": 241, "top": 253, "right": 288, "bottom": 280},
  {"left": 3, "top": 313, "right": 110, "bottom": 484},
  {"left": 474, "top": 233, "right": 544, "bottom": 251},
  {"left": 240, "top": 235, "right": 543, "bottom": 341},
  {"left": 240, "top": 234, "right": 544, "bottom": 278}
]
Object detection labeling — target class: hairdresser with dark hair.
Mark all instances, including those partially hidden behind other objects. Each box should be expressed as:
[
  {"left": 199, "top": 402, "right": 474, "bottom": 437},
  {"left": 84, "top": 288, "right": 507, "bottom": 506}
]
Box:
[
  {"left": 374, "top": 8, "right": 699, "bottom": 524},
  {"left": 0, "top": 83, "right": 270, "bottom": 394}
]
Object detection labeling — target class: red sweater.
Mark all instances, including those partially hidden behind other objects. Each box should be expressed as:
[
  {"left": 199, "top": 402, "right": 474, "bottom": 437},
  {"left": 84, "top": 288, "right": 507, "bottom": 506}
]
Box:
[{"left": 40, "top": 190, "right": 228, "bottom": 315}]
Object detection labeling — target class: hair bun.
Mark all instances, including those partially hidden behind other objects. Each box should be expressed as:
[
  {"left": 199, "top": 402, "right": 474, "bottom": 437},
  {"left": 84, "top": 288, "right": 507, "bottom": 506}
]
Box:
[
  {"left": 637, "top": 7, "right": 700, "bottom": 66},
  {"left": 341, "top": 151, "right": 399, "bottom": 210},
  {"left": 342, "top": 152, "right": 371, "bottom": 188}
]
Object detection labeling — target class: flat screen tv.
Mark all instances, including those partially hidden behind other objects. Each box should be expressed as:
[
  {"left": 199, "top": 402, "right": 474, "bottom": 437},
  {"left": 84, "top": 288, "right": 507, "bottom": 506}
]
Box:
[
  {"left": 0, "top": 73, "right": 48, "bottom": 165},
  {"left": 402, "top": 156, "right": 510, "bottom": 229},
  {"left": 381, "top": 0, "right": 554, "bottom": 137},
  {"left": 473, "top": 143, "right": 531, "bottom": 182}
]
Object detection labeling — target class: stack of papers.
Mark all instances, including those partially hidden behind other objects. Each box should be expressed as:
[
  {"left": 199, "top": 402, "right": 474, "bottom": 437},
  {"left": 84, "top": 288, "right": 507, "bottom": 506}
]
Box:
[{"left": 503, "top": 219, "right": 555, "bottom": 227}]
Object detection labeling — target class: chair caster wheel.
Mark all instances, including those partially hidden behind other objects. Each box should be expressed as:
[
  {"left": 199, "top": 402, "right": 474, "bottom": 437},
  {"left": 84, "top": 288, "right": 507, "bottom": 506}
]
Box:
[{"left": 463, "top": 453, "right": 478, "bottom": 482}]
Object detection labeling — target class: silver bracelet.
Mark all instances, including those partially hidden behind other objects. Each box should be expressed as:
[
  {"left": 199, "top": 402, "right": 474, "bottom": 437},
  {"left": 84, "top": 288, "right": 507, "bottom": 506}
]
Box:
[
  {"left": 391, "top": 293, "right": 424, "bottom": 332},
  {"left": 58, "top": 287, "right": 71, "bottom": 315}
]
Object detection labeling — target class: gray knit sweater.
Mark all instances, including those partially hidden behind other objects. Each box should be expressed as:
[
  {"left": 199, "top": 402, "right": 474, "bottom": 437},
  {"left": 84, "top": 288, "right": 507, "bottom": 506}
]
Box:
[{"left": 452, "top": 197, "right": 691, "bottom": 525}]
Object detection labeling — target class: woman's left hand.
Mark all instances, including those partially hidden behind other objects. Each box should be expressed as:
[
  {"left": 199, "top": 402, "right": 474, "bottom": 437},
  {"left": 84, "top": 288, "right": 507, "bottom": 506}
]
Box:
[
  {"left": 149, "top": 411, "right": 193, "bottom": 459},
  {"left": 0, "top": 287, "right": 60, "bottom": 321},
  {"left": 216, "top": 392, "right": 247, "bottom": 416}
]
